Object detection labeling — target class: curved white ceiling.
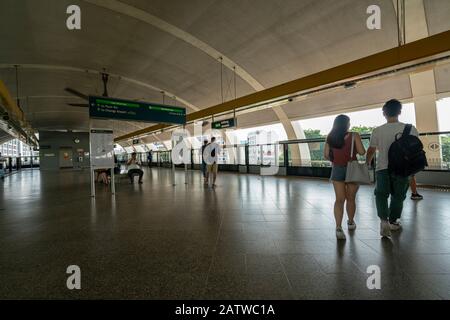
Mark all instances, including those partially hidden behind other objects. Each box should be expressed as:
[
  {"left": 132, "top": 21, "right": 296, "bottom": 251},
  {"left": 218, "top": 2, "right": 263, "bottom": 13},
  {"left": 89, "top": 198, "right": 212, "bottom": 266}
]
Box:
[
  {"left": 83, "top": 0, "right": 265, "bottom": 91},
  {"left": 0, "top": 63, "right": 199, "bottom": 111},
  {"left": 1, "top": 0, "right": 450, "bottom": 138}
]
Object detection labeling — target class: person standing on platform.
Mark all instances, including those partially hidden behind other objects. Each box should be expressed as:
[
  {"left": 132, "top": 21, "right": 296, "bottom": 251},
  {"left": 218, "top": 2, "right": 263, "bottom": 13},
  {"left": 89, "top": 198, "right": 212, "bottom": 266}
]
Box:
[
  {"left": 147, "top": 151, "right": 153, "bottom": 167},
  {"left": 205, "top": 137, "right": 220, "bottom": 188},
  {"left": 201, "top": 139, "right": 209, "bottom": 185},
  {"left": 113, "top": 154, "right": 121, "bottom": 175},
  {"left": 127, "top": 152, "right": 144, "bottom": 184},
  {"left": 410, "top": 176, "right": 423, "bottom": 200},
  {"left": 366, "top": 99, "right": 420, "bottom": 238},
  {"left": 324, "top": 115, "right": 366, "bottom": 240},
  {"left": 0, "top": 152, "right": 5, "bottom": 180}
]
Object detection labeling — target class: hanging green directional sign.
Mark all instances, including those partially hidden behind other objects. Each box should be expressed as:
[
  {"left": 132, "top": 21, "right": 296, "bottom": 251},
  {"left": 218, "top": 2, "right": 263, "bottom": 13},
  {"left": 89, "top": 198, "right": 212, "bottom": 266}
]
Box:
[
  {"left": 89, "top": 96, "right": 186, "bottom": 125},
  {"left": 212, "top": 118, "right": 236, "bottom": 129}
]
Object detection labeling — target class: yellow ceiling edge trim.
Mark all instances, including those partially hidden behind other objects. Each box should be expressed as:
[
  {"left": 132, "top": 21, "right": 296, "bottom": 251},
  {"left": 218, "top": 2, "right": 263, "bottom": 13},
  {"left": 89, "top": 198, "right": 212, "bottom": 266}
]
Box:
[
  {"left": 0, "top": 80, "right": 37, "bottom": 146},
  {"left": 115, "top": 30, "right": 450, "bottom": 142},
  {"left": 0, "top": 80, "right": 24, "bottom": 122}
]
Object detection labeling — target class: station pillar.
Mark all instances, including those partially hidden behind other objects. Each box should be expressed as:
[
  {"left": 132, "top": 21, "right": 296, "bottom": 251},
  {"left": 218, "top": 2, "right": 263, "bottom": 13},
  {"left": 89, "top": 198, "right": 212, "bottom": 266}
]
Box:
[
  {"left": 273, "top": 105, "right": 311, "bottom": 167},
  {"left": 410, "top": 70, "right": 442, "bottom": 168}
]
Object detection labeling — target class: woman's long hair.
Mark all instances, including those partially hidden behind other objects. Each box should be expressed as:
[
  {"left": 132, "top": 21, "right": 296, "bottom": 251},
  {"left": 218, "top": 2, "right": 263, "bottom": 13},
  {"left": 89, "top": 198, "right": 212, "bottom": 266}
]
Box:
[{"left": 327, "top": 114, "right": 350, "bottom": 149}]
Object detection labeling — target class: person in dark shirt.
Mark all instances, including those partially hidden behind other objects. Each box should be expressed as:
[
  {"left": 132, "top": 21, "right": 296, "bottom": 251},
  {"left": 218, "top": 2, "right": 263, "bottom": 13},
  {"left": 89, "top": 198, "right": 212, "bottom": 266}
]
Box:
[
  {"left": 201, "top": 140, "right": 208, "bottom": 184},
  {"left": 147, "top": 151, "right": 152, "bottom": 167},
  {"left": 205, "top": 137, "right": 221, "bottom": 188}
]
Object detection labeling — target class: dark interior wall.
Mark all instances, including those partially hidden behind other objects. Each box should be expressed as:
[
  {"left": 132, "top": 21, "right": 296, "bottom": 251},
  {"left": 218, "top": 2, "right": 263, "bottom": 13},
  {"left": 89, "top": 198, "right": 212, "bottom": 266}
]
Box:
[{"left": 39, "top": 131, "right": 90, "bottom": 170}]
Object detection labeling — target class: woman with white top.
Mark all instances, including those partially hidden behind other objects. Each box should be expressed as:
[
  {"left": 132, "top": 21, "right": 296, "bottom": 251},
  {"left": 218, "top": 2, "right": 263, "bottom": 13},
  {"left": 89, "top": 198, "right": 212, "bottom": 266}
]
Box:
[{"left": 127, "top": 152, "right": 144, "bottom": 184}]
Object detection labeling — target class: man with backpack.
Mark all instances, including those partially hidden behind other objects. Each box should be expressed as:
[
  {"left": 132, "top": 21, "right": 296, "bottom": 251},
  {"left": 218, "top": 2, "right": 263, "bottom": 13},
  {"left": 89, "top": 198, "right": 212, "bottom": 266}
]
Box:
[{"left": 366, "top": 99, "right": 427, "bottom": 238}]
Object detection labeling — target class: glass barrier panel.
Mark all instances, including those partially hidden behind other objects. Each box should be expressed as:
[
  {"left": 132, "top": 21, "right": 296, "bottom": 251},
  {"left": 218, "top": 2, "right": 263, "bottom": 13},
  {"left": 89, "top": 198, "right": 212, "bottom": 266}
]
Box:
[
  {"left": 287, "top": 143, "right": 329, "bottom": 167},
  {"left": 159, "top": 151, "right": 171, "bottom": 163},
  {"left": 356, "top": 137, "right": 371, "bottom": 164},
  {"left": 286, "top": 137, "right": 372, "bottom": 168},
  {"left": 441, "top": 134, "right": 450, "bottom": 170},
  {"left": 219, "top": 146, "right": 236, "bottom": 165},
  {"left": 307, "top": 141, "right": 328, "bottom": 167},
  {"left": 193, "top": 149, "right": 201, "bottom": 164},
  {"left": 218, "top": 148, "right": 226, "bottom": 164},
  {"left": 237, "top": 146, "right": 246, "bottom": 165},
  {"left": 261, "top": 144, "right": 277, "bottom": 166},
  {"left": 248, "top": 146, "right": 261, "bottom": 165},
  {"left": 361, "top": 137, "right": 371, "bottom": 151},
  {"left": 230, "top": 146, "right": 238, "bottom": 165},
  {"left": 116, "top": 153, "right": 127, "bottom": 163},
  {"left": 421, "top": 133, "right": 450, "bottom": 170},
  {"left": 110, "top": 133, "right": 448, "bottom": 172},
  {"left": 277, "top": 144, "right": 285, "bottom": 167}
]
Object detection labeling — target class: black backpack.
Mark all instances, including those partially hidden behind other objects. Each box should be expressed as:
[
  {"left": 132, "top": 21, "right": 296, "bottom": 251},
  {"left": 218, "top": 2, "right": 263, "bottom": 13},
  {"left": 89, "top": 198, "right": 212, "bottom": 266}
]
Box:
[{"left": 388, "top": 124, "right": 428, "bottom": 177}]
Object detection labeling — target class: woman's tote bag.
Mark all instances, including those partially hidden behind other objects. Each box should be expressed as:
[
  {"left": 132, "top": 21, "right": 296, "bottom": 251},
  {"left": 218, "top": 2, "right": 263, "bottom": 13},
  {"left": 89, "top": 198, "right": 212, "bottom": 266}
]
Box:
[{"left": 345, "top": 133, "right": 371, "bottom": 184}]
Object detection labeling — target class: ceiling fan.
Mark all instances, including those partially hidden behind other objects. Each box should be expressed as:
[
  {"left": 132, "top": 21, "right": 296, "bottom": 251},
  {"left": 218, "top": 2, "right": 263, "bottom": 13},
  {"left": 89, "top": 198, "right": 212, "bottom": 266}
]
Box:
[{"left": 65, "top": 71, "right": 109, "bottom": 107}]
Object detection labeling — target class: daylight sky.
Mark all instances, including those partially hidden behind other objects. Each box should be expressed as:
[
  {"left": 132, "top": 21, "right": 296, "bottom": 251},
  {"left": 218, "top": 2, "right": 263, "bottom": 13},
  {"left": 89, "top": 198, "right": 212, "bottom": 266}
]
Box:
[{"left": 149, "top": 98, "right": 450, "bottom": 149}]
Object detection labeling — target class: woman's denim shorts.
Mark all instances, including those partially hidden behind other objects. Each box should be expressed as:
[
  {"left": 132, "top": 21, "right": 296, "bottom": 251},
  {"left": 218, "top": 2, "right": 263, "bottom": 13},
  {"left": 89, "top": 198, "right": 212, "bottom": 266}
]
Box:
[{"left": 330, "top": 165, "right": 347, "bottom": 182}]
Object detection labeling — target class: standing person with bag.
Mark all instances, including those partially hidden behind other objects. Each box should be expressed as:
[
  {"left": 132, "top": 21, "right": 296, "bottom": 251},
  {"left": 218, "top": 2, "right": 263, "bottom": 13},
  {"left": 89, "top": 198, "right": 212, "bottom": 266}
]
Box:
[
  {"left": 366, "top": 99, "right": 423, "bottom": 238},
  {"left": 324, "top": 115, "right": 366, "bottom": 240}
]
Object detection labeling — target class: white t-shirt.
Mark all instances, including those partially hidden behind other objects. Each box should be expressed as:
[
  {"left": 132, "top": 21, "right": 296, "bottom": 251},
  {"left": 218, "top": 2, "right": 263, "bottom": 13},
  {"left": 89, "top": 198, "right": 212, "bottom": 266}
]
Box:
[
  {"left": 128, "top": 159, "right": 140, "bottom": 170},
  {"left": 369, "top": 122, "right": 419, "bottom": 171},
  {"left": 205, "top": 142, "right": 220, "bottom": 164}
]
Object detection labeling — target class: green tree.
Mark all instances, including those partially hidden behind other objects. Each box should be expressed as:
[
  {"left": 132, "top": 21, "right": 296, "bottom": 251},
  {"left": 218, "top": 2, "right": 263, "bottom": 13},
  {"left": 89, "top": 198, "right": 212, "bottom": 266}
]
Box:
[
  {"left": 350, "top": 126, "right": 376, "bottom": 149},
  {"left": 441, "top": 135, "right": 450, "bottom": 165},
  {"left": 303, "top": 129, "right": 324, "bottom": 139},
  {"left": 303, "top": 129, "right": 325, "bottom": 162},
  {"left": 350, "top": 125, "right": 376, "bottom": 134}
]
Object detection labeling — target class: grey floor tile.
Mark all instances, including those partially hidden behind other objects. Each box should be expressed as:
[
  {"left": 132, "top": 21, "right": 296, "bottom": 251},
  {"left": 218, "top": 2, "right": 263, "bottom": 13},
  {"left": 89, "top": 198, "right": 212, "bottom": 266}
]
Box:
[
  {"left": 313, "top": 254, "right": 363, "bottom": 275},
  {"left": 2, "top": 168, "right": 449, "bottom": 299},
  {"left": 209, "top": 254, "right": 246, "bottom": 274},
  {"left": 415, "top": 275, "right": 450, "bottom": 299},
  {"left": 246, "top": 273, "right": 294, "bottom": 299},
  {"left": 280, "top": 254, "right": 322, "bottom": 274},
  {"left": 204, "top": 273, "right": 249, "bottom": 299},
  {"left": 246, "top": 254, "right": 284, "bottom": 274}
]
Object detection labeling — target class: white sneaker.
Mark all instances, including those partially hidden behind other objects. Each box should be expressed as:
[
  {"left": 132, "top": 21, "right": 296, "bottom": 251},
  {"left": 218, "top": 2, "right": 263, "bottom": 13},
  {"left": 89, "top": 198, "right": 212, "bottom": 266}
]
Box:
[
  {"left": 336, "top": 227, "right": 346, "bottom": 240},
  {"left": 347, "top": 220, "right": 357, "bottom": 231},
  {"left": 380, "top": 220, "right": 391, "bottom": 238},
  {"left": 389, "top": 220, "right": 402, "bottom": 231}
]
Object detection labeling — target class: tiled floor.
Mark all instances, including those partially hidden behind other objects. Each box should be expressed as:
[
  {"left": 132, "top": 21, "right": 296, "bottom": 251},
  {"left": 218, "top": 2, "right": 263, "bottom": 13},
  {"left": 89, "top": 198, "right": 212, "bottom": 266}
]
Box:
[{"left": 0, "top": 167, "right": 449, "bottom": 299}]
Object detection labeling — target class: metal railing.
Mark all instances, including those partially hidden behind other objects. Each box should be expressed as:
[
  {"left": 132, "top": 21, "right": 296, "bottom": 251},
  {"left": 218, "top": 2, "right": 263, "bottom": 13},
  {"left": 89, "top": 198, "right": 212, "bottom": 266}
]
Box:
[
  {"left": 0, "top": 156, "right": 40, "bottom": 177},
  {"left": 120, "top": 131, "right": 449, "bottom": 174}
]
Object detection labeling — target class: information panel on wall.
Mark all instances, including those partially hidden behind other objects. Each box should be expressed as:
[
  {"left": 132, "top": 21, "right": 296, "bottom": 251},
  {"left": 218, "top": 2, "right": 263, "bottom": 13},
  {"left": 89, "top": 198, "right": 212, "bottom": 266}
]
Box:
[
  {"left": 89, "top": 96, "right": 186, "bottom": 125},
  {"left": 90, "top": 129, "right": 114, "bottom": 168},
  {"left": 212, "top": 118, "right": 236, "bottom": 129}
]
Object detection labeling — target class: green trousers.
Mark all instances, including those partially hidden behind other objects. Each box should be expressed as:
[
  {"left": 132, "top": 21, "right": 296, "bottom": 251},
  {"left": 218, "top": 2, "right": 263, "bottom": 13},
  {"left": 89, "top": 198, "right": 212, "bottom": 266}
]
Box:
[{"left": 375, "top": 169, "right": 410, "bottom": 222}]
